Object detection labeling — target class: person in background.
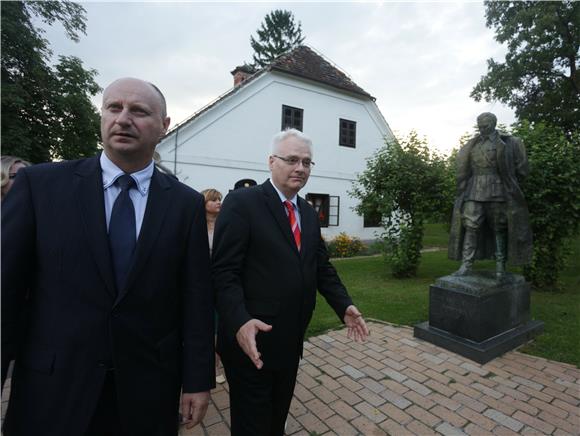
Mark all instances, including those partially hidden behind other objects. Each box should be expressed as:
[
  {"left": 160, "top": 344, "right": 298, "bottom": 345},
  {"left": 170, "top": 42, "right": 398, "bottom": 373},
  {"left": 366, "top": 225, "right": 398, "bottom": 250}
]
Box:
[
  {"left": 1, "top": 156, "right": 31, "bottom": 201},
  {"left": 200, "top": 188, "right": 226, "bottom": 385},
  {"left": 212, "top": 128, "right": 369, "bottom": 436}
]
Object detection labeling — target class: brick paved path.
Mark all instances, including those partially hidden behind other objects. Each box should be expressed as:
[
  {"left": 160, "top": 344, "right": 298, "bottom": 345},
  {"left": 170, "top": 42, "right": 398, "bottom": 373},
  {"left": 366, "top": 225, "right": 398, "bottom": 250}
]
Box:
[
  {"left": 3, "top": 321, "right": 579, "bottom": 435},
  {"left": 181, "top": 321, "right": 579, "bottom": 436}
]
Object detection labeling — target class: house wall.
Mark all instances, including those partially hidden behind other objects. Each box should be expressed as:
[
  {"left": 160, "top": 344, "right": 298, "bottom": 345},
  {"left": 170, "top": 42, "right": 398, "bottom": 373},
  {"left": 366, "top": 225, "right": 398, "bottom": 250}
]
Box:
[{"left": 157, "top": 71, "right": 394, "bottom": 240}]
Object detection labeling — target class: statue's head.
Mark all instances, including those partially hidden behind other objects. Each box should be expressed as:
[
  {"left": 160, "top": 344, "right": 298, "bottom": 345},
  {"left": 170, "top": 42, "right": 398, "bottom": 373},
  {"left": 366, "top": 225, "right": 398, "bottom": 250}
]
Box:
[{"left": 477, "top": 112, "right": 497, "bottom": 136}]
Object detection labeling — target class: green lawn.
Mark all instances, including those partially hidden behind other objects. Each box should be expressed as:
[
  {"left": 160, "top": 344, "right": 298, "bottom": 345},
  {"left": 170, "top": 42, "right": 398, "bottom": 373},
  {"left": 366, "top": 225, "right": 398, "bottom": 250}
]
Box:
[{"left": 309, "top": 225, "right": 580, "bottom": 368}]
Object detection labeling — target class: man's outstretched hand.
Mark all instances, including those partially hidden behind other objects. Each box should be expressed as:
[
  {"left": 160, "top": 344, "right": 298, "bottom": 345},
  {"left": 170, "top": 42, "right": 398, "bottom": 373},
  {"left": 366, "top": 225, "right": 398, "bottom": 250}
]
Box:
[
  {"left": 344, "top": 305, "right": 369, "bottom": 342},
  {"left": 236, "top": 319, "right": 273, "bottom": 369}
]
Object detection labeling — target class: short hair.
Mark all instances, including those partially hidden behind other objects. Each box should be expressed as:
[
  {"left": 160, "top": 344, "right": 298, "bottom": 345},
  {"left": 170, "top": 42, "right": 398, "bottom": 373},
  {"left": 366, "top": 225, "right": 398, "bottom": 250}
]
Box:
[
  {"left": 200, "top": 188, "right": 222, "bottom": 203},
  {"left": 1, "top": 155, "right": 31, "bottom": 188},
  {"left": 477, "top": 112, "right": 497, "bottom": 127},
  {"left": 148, "top": 82, "right": 167, "bottom": 119},
  {"left": 270, "top": 129, "right": 313, "bottom": 156}
]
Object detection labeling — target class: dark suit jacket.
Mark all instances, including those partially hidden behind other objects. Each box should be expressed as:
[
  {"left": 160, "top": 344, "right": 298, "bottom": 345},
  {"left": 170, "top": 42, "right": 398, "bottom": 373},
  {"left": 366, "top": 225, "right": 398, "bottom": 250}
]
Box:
[
  {"left": 1, "top": 156, "right": 214, "bottom": 436},
  {"left": 212, "top": 180, "right": 352, "bottom": 370}
]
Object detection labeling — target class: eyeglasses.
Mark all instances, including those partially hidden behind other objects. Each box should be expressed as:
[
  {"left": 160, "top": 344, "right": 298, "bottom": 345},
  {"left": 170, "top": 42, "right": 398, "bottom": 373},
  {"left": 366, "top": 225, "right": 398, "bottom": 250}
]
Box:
[
  {"left": 8, "top": 174, "right": 18, "bottom": 180},
  {"left": 273, "top": 155, "right": 315, "bottom": 168}
]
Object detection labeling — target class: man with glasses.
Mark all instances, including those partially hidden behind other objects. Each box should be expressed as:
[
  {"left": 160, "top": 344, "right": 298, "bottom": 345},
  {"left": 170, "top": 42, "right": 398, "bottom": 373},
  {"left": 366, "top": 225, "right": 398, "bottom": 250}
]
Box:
[{"left": 212, "top": 128, "right": 369, "bottom": 436}]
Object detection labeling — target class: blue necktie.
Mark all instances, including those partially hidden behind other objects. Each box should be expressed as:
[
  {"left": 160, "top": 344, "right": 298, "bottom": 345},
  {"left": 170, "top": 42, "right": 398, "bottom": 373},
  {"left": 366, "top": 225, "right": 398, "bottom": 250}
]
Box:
[{"left": 109, "top": 174, "right": 136, "bottom": 292}]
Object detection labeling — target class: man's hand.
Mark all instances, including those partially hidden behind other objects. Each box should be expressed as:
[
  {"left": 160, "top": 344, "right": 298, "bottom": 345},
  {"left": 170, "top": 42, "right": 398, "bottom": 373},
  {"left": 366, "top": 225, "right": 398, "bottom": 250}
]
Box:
[
  {"left": 236, "top": 319, "right": 272, "bottom": 369},
  {"left": 344, "top": 305, "right": 370, "bottom": 342},
  {"left": 180, "top": 391, "right": 210, "bottom": 429}
]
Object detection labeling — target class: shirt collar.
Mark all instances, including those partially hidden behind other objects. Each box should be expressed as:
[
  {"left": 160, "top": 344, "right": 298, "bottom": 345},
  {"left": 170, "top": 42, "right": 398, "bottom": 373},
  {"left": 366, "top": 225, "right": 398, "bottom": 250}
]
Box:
[
  {"left": 100, "top": 152, "right": 154, "bottom": 196},
  {"left": 268, "top": 179, "right": 299, "bottom": 209},
  {"left": 480, "top": 131, "right": 499, "bottom": 142}
]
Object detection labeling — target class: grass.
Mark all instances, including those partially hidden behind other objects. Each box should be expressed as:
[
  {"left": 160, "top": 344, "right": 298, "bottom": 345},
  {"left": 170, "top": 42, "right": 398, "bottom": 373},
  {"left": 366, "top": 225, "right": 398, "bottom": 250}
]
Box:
[{"left": 308, "top": 224, "right": 580, "bottom": 368}]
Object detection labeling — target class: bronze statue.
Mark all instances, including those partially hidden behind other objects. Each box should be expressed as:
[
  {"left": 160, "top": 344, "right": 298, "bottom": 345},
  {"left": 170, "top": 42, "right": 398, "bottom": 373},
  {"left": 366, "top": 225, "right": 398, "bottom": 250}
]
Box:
[{"left": 448, "top": 112, "right": 533, "bottom": 277}]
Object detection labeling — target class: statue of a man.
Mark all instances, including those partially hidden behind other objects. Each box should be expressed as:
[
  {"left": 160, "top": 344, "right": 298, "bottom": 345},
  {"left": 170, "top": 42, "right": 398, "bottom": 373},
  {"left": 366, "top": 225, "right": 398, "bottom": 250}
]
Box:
[{"left": 448, "top": 112, "right": 533, "bottom": 277}]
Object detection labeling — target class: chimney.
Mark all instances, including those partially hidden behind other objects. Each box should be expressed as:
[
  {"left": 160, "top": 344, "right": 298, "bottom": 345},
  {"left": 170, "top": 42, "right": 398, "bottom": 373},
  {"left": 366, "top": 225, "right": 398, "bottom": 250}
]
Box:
[{"left": 230, "top": 65, "right": 254, "bottom": 87}]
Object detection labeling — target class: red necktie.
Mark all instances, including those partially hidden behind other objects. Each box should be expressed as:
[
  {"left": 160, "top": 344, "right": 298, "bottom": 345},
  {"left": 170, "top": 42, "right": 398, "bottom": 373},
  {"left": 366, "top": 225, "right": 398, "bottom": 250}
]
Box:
[{"left": 284, "top": 200, "right": 301, "bottom": 251}]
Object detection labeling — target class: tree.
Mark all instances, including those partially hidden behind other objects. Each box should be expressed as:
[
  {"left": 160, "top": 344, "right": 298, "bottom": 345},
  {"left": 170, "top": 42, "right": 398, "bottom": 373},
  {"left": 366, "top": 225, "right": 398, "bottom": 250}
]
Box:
[
  {"left": 1, "top": 1, "right": 101, "bottom": 163},
  {"left": 250, "top": 9, "right": 305, "bottom": 69},
  {"left": 471, "top": 1, "right": 580, "bottom": 135},
  {"left": 510, "top": 121, "right": 580, "bottom": 290},
  {"left": 351, "top": 132, "right": 452, "bottom": 278}
]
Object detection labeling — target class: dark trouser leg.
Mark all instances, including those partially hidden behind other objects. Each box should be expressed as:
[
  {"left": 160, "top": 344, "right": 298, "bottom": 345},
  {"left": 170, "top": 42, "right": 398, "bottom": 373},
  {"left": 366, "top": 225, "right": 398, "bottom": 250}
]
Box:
[
  {"left": 223, "top": 358, "right": 299, "bottom": 436},
  {"left": 456, "top": 227, "right": 478, "bottom": 275},
  {"left": 495, "top": 231, "right": 507, "bottom": 277},
  {"left": 86, "top": 371, "right": 123, "bottom": 436}
]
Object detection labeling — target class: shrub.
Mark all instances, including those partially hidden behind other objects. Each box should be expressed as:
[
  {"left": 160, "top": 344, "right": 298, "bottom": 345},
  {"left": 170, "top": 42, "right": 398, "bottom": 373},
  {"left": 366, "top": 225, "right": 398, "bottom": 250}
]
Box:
[{"left": 327, "top": 232, "right": 364, "bottom": 258}]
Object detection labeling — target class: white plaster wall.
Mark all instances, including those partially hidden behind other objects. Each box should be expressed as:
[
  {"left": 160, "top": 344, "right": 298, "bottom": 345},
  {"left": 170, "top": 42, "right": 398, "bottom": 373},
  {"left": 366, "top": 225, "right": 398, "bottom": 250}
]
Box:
[{"left": 157, "top": 71, "right": 392, "bottom": 240}]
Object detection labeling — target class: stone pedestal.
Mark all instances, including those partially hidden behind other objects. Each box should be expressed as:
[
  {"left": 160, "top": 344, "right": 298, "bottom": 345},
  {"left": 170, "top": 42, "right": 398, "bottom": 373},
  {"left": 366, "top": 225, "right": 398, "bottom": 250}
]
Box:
[{"left": 414, "top": 271, "right": 543, "bottom": 364}]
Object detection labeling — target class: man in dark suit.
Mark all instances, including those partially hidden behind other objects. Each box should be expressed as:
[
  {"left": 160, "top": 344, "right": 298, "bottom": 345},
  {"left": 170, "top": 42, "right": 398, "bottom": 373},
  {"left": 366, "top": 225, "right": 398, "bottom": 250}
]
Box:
[
  {"left": 212, "top": 128, "right": 369, "bottom": 436},
  {"left": 1, "top": 78, "right": 215, "bottom": 435}
]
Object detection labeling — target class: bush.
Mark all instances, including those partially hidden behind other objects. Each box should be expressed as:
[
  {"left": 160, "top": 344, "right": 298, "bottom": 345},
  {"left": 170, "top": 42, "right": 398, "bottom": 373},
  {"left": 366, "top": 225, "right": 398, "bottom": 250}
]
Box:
[{"left": 327, "top": 233, "right": 364, "bottom": 258}]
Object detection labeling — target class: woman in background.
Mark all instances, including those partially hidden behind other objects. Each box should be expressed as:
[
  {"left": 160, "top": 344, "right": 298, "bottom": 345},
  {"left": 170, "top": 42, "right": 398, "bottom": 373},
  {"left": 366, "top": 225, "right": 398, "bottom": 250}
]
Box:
[
  {"left": 200, "top": 188, "right": 225, "bottom": 384},
  {"left": 1, "top": 156, "right": 31, "bottom": 201}
]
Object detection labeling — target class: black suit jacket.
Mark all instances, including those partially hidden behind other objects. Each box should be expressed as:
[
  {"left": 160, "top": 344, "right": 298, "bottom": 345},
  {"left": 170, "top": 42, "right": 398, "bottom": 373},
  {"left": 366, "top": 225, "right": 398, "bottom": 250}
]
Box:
[
  {"left": 212, "top": 180, "right": 352, "bottom": 370},
  {"left": 1, "top": 156, "right": 214, "bottom": 436}
]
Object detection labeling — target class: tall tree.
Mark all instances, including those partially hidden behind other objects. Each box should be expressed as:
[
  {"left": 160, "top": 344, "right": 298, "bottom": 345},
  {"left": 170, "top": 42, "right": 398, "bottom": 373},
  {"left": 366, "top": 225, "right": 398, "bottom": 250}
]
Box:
[
  {"left": 250, "top": 9, "right": 305, "bottom": 69},
  {"left": 1, "top": 1, "right": 101, "bottom": 163},
  {"left": 471, "top": 1, "right": 580, "bottom": 135}
]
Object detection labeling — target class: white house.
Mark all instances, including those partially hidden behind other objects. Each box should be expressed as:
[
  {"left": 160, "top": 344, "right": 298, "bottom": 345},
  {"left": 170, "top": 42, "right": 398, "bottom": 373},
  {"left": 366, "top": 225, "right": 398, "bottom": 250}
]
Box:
[{"left": 157, "top": 46, "right": 394, "bottom": 240}]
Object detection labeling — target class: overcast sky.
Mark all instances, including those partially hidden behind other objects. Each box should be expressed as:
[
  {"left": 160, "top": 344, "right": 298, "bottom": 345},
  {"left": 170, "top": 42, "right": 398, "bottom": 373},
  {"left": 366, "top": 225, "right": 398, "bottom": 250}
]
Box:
[{"left": 42, "top": 1, "right": 515, "bottom": 155}]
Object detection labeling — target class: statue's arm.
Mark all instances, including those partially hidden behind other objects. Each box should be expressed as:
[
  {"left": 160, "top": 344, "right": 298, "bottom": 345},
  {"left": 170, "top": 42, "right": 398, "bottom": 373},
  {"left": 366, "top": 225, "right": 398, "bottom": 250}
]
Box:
[{"left": 456, "top": 141, "right": 473, "bottom": 192}]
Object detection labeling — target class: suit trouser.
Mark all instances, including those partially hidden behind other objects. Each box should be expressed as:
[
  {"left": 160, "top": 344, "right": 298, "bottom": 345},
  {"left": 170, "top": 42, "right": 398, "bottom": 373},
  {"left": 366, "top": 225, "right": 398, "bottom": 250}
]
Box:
[
  {"left": 223, "top": 357, "right": 299, "bottom": 436},
  {"left": 86, "top": 371, "right": 124, "bottom": 436}
]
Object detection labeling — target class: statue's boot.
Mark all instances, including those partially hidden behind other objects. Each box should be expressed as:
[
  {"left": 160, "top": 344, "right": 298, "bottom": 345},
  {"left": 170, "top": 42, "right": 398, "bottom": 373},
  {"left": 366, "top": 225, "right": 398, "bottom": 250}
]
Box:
[
  {"left": 455, "top": 228, "right": 477, "bottom": 276},
  {"left": 495, "top": 231, "right": 507, "bottom": 279}
]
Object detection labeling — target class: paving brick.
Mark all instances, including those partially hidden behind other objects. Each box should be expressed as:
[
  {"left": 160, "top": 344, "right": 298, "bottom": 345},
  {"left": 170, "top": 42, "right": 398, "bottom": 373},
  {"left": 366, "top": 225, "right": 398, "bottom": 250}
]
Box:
[
  {"left": 420, "top": 352, "right": 445, "bottom": 366},
  {"left": 403, "top": 379, "right": 432, "bottom": 396},
  {"left": 335, "top": 375, "right": 363, "bottom": 393},
  {"left": 319, "top": 363, "right": 344, "bottom": 379},
  {"left": 405, "top": 418, "right": 437, "bottom": 435},
  {"left": 403, "top": 390, "right": 436, "bottom": 410},
  {"left": 363, "top": 356, "right": 386, "bottom": 371},
  {"left": 354, "top": 402, "right": 387, "bottom": 424},
  {"left": 538, "top": 410, "right": 579, "bottom": 435},
  {"left": 483, "top": 409, "right": 524, "bottom": 432},
  {"left": 480, "top": 395, "right": 517, "bottom": 416},
  {"left": 290, "top": 397, "right": 307, "bottom": 417},
  {"left": 378, "top": 418, "right": 408, "bottom": 435},
  {"left": 451, "top": 392, "right": 487, "bottom": 413},
  {"left": 360, "top": 377, "right": 386, "bottom": 394},
  {"left": 401, "top": 358, "right": 430, "bottom": 374},
  {"left": 205, "top": 422, "right": 229, "bottom": 435},
  {"left": 285, "top": 414, "right": 303, "bottom": 435},
  {"left": 311, "top": 385, "right": 339, "bottom": 404},
  {"left": 202, "top": 404, "right": 222, "bottom": 426},
  {"left": 495, "top": 384, "right": 530, "bottom": 401},
  {"left": 435, "top": 422, "right": 467, "bottom": 436},
  {"left": 520, "top": 426, "right": 546, "bottom": 436},
  {"left": 517, "top": 385, "right": 554, "bottom": 403},
  {"left": 451, "top": 382, "right": 484, "bottom": 400},
  {"left": 528, "top": 397, "right": 568, "bottom": 419},
  {"left": 460, "top": 361, "right": 490, "bottom": 377},
  {"left": 325, "top": 414, "right": 358, "bottom": 436},
  {"left": 296, "top": 412, "right": 330, "bottom": 435},
  {"left": 425, "top": 379, "right": 456, "bottom": 397},
  {"left": 464, "top": 423, "right": 495, "bottom": 436},
  {"left": 329, "top": 400, "right": 360, "bottom": 421},
  {"left": 357, "top": 388, "right": 386, "bottom": 407},
  {"left": 333, "top": 387, "right": 363, "bottom": 406},
  {"left": 380, "top": 367, "right": 407, "bottom": 383},
  {"left": 304, "top": 397, "right": 335, "bottom": 421},
  {"left": 512, "top": 410, "right": 556, "bottom": 434},
  {"left": 350, "top": 416, "right": 387, "bottom": 436},
  {"left": 511, "top": 375, "right": 544, "bottom": 391},
  {"left": 425, "top": 393, "right": 461, "bottom": 412},
  {"left": 378, "top": 403, "right": 413, "bottom": 425},
  {"left": 293, "top": 382, "right": 315, "bottom": 402},
  {"left": 457, "top": 406, "right": 497, "bottom": 431},
  {"left": 492, "top": 424, "right": 523, "bottom": 436},
  {"left": 361, "top": 365, "right": 387, "bottom": 381},
  {"left": 383, "top": 358, "right": 406, "bottom": 371},
  {"left": 545, "top": 388, "right": 580, "bottom": 406},
  {"left": 424, "top": 368, "right": 453, "bottom": 385},
  {"left": 472, "top": 382, "right": 504, "bottom": 399},
  {"left": 341, "top": 365, "right": 365, "bottom": 380},
  {"left": 317, "top": 374, "right": 341, "bottom": 391},
  {"left": 406, "top": 404, "right": 441, "bottom": 427},
  {"left": 297, "top": 372, "right": 319, "bottom": 390},
  {"left": 381, "top": 379, "right": 410, "bottom": 395},
  {"left": 498, "top": 396, "right": 539, "bottom": 417},
  {"left": 403, "top": 367, "right": 429, "bottom": 384},
  {"left": 378, "top": 389, "right": 412, "bottom": 410}
]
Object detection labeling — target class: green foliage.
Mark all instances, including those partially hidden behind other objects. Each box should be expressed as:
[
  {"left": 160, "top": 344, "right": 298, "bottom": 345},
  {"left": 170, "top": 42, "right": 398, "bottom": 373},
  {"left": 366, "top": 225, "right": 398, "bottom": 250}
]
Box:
[
  {"left": 471, "top": 1, "right": 580, "bottom": 135},
  {"left": 510, "top": 121, "right": 580, "bottom": 290},
  {"left": 327, "top": 232, "right": 364, "bottom": 258},
  {"left": 250, "top": 9, "right": 305, "bottom": 68},
  {"left": 351, "top": 131, "right": 452, "bottom": 278},
  {"left": 1, "top": 1, "right": 101, "bottom": 163}
]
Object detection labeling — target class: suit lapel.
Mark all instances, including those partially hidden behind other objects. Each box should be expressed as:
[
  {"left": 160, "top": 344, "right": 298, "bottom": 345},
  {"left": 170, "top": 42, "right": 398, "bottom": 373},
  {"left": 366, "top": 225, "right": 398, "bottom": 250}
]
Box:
[
  {"left": 262, "top": 181, "right": 300, "bottom": 256},
  {"left": 116, "top": 168, "right": 172, "bottom": 304},
  {"left": 74, "top": 156, "right": 117, "bottom": 298}
]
